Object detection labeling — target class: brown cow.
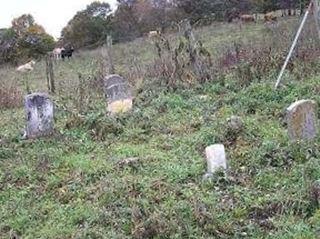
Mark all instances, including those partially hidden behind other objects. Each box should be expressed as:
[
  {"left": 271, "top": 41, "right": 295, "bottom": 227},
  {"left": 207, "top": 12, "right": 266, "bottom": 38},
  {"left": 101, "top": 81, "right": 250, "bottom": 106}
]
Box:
[
  {"left": 240, "top": 14, "right": 255, "bottom": 23},
  {"left": 264, "top": 12, "right": 277, "bottom": 22}
]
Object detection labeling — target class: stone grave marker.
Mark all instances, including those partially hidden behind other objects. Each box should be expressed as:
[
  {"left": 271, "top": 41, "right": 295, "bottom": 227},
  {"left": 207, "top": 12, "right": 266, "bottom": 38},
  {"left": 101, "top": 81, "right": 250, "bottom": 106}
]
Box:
[
  {"left": 286, "top": 99, "right": 318, "bottom": 141},
  {"left": 227, "top": 115, "right": 243, "bottom": 132},
  {"left": 204, "top": 144, "right": 227, "bottom": 178},
  {"left": 24, "top": 93, "right": 54, "bottom": 139},
  {"left": 104, "top": 74, "right": 132, "bottom": 114}
]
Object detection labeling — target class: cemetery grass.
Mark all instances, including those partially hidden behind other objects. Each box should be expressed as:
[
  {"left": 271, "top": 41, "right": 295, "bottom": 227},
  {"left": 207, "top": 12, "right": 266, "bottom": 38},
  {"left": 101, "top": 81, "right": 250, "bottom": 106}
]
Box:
[{"left": 1, "top": 20, "right": 320, "bottom": 238}]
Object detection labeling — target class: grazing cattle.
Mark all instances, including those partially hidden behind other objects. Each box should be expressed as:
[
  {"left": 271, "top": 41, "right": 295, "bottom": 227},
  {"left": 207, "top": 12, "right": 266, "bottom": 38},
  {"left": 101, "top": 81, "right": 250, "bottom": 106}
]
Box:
[
  {"left": 264, "top": 12, "right": 277, "bottom": 22},
  {"left": 240, "top": 14, "right": 255, "bottom": 23},
  {"left": 61, "top": 47, "right": 74, "bottom": 60},
  {"left": 16, "top": 60, "right": 35, "bottom": 72},
  {"left": 52, "top": 47, "right": 64, "bottom": 60},
  {"left": 148, "top": 30, "right": 160, "bottom": 38}
]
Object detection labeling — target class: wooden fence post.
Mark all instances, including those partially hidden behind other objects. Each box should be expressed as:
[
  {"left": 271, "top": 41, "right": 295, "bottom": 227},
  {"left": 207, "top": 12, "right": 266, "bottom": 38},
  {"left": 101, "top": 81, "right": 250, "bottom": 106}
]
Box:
[
  {"left": 46, "top": 53, "right": 55, "bottom": 93},
  {"left": 107, "top": 35, "right": 115, "bottom": 74},
  {"left": 78, "top": 73, "right": 84, "bottom": 114},
  {"left": 100, "top": 35, "right": 115, "bottom": 75}
]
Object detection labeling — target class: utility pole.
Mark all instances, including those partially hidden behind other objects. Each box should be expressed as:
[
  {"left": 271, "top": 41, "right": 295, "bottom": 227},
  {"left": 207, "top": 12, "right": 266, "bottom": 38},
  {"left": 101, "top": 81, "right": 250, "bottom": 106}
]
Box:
[{"left": 275, "top": 1, "right": 313, "bottom": 89}]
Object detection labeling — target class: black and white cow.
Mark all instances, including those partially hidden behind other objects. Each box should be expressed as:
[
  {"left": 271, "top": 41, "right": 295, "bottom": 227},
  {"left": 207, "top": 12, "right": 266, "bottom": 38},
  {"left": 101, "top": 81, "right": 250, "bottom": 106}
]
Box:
[{"left": 61, "top": 46, "right": 74, "bottom": 60}]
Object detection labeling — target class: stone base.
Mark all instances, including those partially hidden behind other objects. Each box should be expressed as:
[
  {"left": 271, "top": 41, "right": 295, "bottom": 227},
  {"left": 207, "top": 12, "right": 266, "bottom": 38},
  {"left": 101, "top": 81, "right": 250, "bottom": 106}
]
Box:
[
  {"left": 108, "top": 99, "right": 132, "bottom": 114},
  {"left": 202, "top": 172, "right": 214, "bottom": 180}
]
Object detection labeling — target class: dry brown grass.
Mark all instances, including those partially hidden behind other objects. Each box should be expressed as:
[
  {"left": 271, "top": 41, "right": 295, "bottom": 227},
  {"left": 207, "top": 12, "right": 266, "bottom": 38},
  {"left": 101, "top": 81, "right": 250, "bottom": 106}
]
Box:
[{"left": 0, "top": 84, "right": 23, "bottom": 109}]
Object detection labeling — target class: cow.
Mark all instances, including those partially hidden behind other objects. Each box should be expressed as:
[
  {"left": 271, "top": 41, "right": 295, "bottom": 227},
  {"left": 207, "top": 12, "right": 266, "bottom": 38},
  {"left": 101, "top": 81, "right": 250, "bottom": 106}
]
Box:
[
  {"left": 264, "top": 12, "right": 277, "bottom": 22},
  {"left": 240, "top": 14, "right": 255, "bottom": 23},
  {"left": 61, "top": 46, "right": 74, "bottom": 60},
  {"left": 53, "top": 47, "right": 64, "bottom": 60},
  {"left": 16, "top": 60, "right": 35, "bottom": 72}
]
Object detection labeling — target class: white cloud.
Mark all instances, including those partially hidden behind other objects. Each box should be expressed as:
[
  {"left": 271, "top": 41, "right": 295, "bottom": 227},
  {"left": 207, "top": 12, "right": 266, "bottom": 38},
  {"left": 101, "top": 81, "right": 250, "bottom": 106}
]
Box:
[{"left": 0, "top": 0, "right": 117, "bottom": 39}]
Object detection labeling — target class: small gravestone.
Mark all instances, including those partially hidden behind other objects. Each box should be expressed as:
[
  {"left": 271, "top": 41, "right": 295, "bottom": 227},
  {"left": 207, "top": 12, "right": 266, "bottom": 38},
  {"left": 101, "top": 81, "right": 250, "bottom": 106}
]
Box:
[
  {"left": 204, "top": 144, "right": 227, "bottom": 178},
  {"left": 311, "top": 180, "right": 320, "bottom": 205},
  {"left": 227, "top": 115, "right": 243, "bottom": 132},
  {"left": 24, "top": 93, "right": 54, "bottom": 139},
  {"left": 286, "top": 100, "right": 318, "bottom": 141},
  {"left": 104, "top": 74, "right": 132, "bottom": 114}
]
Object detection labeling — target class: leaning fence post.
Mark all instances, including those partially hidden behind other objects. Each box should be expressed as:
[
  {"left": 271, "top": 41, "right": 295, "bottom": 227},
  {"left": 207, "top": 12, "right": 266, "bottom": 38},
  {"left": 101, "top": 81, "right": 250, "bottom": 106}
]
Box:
[
  {"left": 100, "top": 35, "right": 115, "bottom": 76},
  {"left": 78, "top": 73, "right": 84, "bottom": 114},
  {"left": 106, "top": 35, "right": 115, "bottom": 74},
  {"left": 46, "top": 52, "right": 55, "bottom": 93}
]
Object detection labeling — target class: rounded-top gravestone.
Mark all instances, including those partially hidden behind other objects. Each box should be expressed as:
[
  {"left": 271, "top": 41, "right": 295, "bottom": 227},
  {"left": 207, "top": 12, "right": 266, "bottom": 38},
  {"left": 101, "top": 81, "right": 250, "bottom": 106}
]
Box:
[
  {"left": 103, "top": 74, "right": 132, "bottom": 114},
  {"left": 25, "top": 93, "right": 54, "bottom": 139},
  {"left": 227, "top": 115, "right": 243, "bottom": 132},
  {"left": 286, "top": 99, "right": 318, "bottom": 141}
]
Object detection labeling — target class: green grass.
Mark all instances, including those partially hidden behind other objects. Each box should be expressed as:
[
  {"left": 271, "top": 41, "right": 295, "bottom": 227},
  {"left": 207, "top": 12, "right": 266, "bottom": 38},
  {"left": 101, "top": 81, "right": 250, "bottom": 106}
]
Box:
[{"left": 1, "top": 19, "right": 320, "bottom": 238}]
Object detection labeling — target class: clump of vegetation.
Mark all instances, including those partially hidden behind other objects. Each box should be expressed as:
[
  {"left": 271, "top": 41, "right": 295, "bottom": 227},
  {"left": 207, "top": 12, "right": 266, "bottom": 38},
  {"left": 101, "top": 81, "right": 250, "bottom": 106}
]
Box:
[
  {"left": 0, "top": 80, "right": 23, "bottom": 109},
  {"left": 2, "top": 71, "right": 320, "bottom": 237},
  {"left": 152, "top": 21, "right": 213, "bottom": 88}
]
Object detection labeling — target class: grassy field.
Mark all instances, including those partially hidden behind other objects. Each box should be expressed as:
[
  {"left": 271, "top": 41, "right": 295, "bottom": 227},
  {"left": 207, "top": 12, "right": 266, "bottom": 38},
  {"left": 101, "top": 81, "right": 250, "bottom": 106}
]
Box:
[{"left": 1, "top": 18, "right": 320, "bottom": 238}]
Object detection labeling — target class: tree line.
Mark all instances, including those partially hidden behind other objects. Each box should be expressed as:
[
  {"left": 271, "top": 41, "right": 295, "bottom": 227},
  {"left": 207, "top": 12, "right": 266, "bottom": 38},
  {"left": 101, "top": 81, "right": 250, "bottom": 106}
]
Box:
[
  {"left": 0, "top": 0, "right": 309, "bottom": 64},
  {"left": 63, "top": 0, "right": 310, "bottom": 47}
]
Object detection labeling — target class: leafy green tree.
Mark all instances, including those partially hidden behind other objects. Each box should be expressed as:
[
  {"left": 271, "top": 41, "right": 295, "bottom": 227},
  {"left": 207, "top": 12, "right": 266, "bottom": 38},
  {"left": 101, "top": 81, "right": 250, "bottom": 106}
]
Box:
[
  {"left": 61, "top": 1, "right": 112, "bottom": 48},
  {"left": 0, "top": 14, "right": 54, "bottom": 65},
  {"left": 173, "top": 0, "right": 226, "bottom": 23},
  {"left": 17, "top": 24, "right": 55, "bottom": 60},
  {"left": 111, "top": 0, "right": 142, "bottom": 42},
  {"left": 11, "top": 14, "right": 35, "bottom": 36}
]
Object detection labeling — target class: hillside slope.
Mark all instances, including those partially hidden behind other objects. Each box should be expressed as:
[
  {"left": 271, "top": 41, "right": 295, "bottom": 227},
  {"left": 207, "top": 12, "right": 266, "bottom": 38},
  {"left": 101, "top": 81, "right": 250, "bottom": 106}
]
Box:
[{"left": 1, "top": 19, "right": 320, "bottom": 238}]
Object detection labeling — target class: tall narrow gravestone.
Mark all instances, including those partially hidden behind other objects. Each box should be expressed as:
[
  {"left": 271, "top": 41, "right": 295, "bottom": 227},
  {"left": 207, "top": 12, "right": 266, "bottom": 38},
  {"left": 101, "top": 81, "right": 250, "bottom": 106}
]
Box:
[
  {"left": 104, "top": 74, "right": 132, "bottom": 114},
  {"left": 286, "top": 99, "right": 318, "bottom": 141},
  {"left": 25, "top": 93, "right": 54, "bottom": 139}
]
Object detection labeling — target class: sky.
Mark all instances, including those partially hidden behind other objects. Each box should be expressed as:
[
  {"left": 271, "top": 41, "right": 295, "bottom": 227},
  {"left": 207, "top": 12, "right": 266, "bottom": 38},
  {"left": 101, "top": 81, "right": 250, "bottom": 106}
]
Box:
[{"left": 0, "top": 0, "right": 118, "bottom": 39}]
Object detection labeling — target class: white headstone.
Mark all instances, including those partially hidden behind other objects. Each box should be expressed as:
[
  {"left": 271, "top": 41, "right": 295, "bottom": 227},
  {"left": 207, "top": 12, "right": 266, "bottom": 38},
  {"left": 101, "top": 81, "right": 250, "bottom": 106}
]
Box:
[
  {"left": 204, "top": 144, "right": 227, "bottom": 176},
  {"left": 287, "top": 100, "right": 318, "bottom": 141},
  {"left": 25, "top": 93, "right": 54, "bottom": 139},
  {"left": 104, "top": 74, "right": 132, "bottom": 114}
]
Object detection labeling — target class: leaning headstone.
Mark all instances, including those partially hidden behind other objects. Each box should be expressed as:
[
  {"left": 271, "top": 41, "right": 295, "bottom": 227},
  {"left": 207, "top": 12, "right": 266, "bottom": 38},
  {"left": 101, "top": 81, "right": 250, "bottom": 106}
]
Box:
[
  {"left": 286, "top": 100, "right": 318, "bottom": 141},
  {"left": 203, "top": 144, "right": 227, "bottom": 178},
  {"left": 104, "top": 74, "right": 132, "bottom": 114},
  {"left": 24, "top": 93, "right": 54, "bottom": 139}
]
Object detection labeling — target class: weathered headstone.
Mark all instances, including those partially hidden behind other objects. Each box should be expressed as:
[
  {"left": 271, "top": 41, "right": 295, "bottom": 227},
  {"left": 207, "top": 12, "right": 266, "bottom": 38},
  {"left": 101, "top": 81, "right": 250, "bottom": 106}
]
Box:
[
  {"left": 204, "top": 144, "right": 227, "bottom": 178},
  {"left": 286, "top": 100, "right": 318, "bottom": 141},
  {"left": 310, "top": 180, "right": 320, "bottom": 205},
  {"left": 104, "top": 74, "right": 132, "bottom": 114},
  {"left": 24, "top": 93, "right": 54, "bottom": 139}
]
